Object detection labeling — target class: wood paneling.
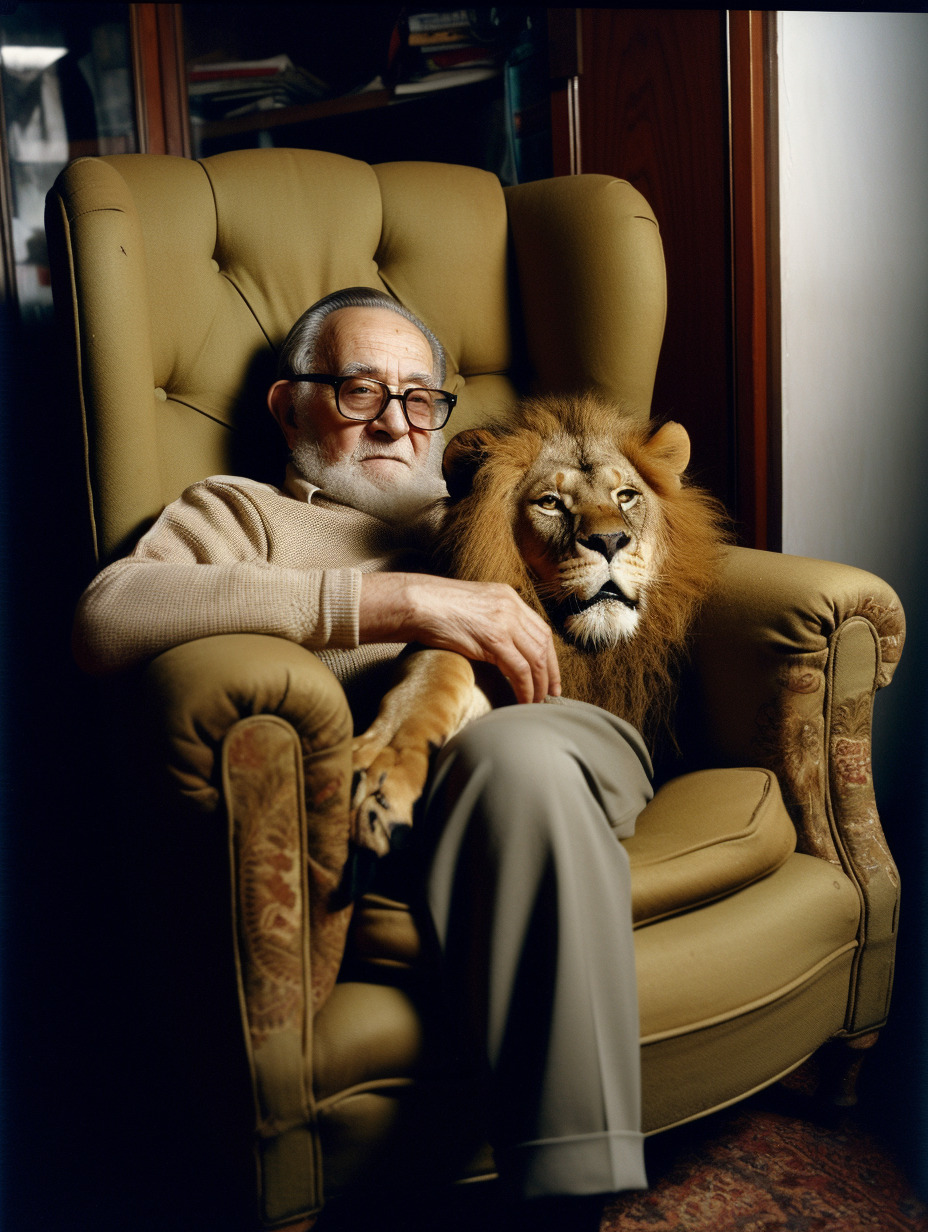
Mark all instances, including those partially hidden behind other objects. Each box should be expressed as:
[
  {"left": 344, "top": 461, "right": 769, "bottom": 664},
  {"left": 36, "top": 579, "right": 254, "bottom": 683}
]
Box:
[
  {"left": 729, "top": 9, "right": 781, "bottom": 550},
  {"left": 576, "top": 9, "right": 733, "bottom": 515},
  {"left": 572, "top": 9, "right": 778, "bottom": 547},
  {"left": 548, "top": 8, "right": 582, "bottom": 175},
  {"left": 130, "top": 3, "right": 190, "bottom": 157}
]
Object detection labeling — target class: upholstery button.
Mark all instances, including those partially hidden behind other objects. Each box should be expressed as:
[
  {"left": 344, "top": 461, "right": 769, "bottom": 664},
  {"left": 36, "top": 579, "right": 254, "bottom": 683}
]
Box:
[
  {"left": 154, "top": 387, "right": 168, "bottom": 401},
  {"left": 210, "top": 259, "right": 220, "bottom": 272}
]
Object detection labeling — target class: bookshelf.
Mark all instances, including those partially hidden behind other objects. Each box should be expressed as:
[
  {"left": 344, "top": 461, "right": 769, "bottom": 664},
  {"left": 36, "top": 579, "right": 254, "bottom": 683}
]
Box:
[
  {"left": 192, "top": 87, "right": 392, "bottom": 144},
  {"left": 180, "top": 5, "right": 555, "bottom": 183}
]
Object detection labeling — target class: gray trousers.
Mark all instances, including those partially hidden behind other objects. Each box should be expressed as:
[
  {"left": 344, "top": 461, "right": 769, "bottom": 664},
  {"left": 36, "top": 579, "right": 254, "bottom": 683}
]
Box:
[{"left": 419, "top": 698, "right": 653, "bottom": 1200}]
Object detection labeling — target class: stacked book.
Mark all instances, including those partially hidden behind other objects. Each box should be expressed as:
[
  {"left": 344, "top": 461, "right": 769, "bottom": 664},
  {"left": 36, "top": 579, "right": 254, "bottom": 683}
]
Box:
[
  {"left": 187, "top": 55, "right": 328, "bottom": 122},
  {"left": 394, "top": 10, "right": 500, "bottom": 95}
]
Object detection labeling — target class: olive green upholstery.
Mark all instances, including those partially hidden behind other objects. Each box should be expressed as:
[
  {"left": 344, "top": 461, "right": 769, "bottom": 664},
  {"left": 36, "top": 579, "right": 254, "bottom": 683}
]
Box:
[{"left": 46, "top": 148, "right": 903, "bottom": 1230}]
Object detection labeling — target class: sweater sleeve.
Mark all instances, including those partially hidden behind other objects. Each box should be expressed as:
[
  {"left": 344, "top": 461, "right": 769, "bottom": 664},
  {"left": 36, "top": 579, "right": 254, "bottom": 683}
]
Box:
[{"left": 72, "top": 480, "right": 362, "bottom": 675}]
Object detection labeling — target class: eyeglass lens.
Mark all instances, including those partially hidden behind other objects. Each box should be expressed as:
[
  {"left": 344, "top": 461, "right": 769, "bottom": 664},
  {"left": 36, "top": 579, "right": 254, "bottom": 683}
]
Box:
[{"left": 338, "top": 378, "right": 452, "bottom": 429}]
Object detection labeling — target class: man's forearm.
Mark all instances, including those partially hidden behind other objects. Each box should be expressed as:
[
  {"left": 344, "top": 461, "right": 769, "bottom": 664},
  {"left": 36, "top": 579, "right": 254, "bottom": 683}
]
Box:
[{"left": 73, "top": 558, "right": 361, "bottom": 674}]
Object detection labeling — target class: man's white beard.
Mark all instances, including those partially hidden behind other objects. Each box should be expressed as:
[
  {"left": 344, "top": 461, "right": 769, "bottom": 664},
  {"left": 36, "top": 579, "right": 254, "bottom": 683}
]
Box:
[{"left": 290, "top": 433, "right": 448, "bottom": 526}]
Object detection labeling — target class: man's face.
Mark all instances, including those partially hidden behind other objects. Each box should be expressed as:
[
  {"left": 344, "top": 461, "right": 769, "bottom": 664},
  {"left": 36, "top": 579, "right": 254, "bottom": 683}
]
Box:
[{"left": 273, "top": 306, "right": 439, "bottom": 487}]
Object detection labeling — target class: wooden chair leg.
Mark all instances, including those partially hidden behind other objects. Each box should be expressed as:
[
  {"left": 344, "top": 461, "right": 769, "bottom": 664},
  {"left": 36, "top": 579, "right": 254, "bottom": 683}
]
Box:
[{"left": 824, "top": 1031, "right": 880, "bottom": 1107}]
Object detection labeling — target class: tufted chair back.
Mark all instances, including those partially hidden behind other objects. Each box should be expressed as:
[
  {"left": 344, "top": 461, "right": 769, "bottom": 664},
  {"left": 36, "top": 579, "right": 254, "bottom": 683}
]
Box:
[{"left": 46, "top": 147, "right": 665, "bottom": 564}]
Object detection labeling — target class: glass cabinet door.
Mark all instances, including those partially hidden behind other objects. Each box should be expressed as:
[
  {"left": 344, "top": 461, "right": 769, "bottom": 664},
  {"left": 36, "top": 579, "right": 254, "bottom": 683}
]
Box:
[{"left": 0, "top": 2, "right": 138, "bottom": 319}]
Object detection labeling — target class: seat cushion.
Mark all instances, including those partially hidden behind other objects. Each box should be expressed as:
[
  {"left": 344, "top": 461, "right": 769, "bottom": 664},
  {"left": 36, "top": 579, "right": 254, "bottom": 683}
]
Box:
[
  {"left": 626, "top": 767, "right": 796, "bottom": 926},
  {"left": 344, "top": 892, "right": 427, "bottom": 978},
  {"left": 344, "top": 766, "right": 796, "bottom": 971}
]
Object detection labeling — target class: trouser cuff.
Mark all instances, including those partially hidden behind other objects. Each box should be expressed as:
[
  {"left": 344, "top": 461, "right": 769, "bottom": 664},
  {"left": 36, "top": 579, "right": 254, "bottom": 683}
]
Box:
[{"left": 502, "top": 1130, "right": 648, "bottom": 1199}]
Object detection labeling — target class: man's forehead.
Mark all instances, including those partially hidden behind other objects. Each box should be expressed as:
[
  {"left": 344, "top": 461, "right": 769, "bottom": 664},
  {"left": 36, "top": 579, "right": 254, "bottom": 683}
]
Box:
[
  {"left": 323, "top": 306, "right": 434, "bottom": 372},
  {"left": 324, "top": 305, "right": 425, "bottom": 341}
]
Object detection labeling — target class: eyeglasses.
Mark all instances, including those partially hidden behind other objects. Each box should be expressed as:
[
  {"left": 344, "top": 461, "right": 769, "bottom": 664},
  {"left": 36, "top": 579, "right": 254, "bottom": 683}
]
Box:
[{"left": 289, "top": 373, "right": 456, "bottom": 431}]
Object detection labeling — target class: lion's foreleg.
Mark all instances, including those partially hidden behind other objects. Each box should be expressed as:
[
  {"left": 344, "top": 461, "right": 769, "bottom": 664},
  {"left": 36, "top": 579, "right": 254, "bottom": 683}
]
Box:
[{"left": 351, "top": 649, "right": 490, "bottom": 857}]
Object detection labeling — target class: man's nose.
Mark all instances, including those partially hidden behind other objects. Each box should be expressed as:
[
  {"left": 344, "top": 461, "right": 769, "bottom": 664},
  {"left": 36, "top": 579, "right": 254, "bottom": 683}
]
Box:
[{"left": 369, "top": 397, "right": 410, "bottom": 438}]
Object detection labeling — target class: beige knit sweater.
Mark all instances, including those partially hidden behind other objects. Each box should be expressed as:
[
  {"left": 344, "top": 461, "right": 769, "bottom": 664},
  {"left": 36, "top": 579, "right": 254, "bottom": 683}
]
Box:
[{"left": 73, "top": 465, "right": 436, "bottom": 692}]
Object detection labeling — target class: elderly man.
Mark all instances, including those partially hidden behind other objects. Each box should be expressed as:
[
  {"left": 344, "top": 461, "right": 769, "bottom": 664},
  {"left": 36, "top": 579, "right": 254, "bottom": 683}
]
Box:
[{"left": 74, "top": 287, "right": 653, "bottom": 1231}]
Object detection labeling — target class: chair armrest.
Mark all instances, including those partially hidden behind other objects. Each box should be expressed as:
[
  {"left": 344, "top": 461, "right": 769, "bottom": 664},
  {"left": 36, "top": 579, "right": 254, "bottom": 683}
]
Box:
[
  {"left": 136, "top": 632, "right": 357, "bottom": 1207},
  {"left": 142, "top": 633, "right": 355, "bottom": 1014},
  {"left": 686, "top": 545, "right": 905, "bottom": 1030}
]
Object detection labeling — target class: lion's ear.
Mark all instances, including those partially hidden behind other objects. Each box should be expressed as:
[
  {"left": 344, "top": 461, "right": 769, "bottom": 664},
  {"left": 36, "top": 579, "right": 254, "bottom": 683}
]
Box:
[
  {"left": 645, "top": 421, "right": 690, "bottom": 483},
  {"left": 442, "top": 428, "right": 495, "bottom": 502}
]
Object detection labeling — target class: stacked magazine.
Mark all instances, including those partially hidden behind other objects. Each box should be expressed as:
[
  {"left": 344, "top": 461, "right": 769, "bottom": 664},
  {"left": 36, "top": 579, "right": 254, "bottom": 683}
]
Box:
[
  {"left": 394, "top": 10, "right": 499, "bottom": 95},
  {"left": 188, "top": 55, "right": 328, "bottom": 122}
]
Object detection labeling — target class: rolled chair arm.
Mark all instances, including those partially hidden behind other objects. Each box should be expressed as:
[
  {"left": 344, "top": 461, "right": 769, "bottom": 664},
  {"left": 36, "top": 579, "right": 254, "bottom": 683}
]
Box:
[
  {"left": 139, "top": 633, "right": 360, "bottom": 1216},
  {"left": 687, "top": 545, "right": 905, "bottom": 1031},
  {"left": 142, "top": 633, "right": 355, "bottom": 1014}
]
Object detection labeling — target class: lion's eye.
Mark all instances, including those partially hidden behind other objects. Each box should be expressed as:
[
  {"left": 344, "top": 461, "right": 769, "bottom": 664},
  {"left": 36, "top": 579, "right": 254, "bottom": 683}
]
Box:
[
  {"left": 614, "top": 488, "right": 641, "bottom": 510},
  {"left": 535, "top": 494, "right": 564, "bottom": 513}
]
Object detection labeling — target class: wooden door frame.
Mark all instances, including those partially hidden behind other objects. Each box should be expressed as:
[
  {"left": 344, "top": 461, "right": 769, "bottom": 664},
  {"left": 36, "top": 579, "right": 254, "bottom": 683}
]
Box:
[
  {"left": 130, "top": 3, "right": 191, "bottom": 158},
  {"left": 728, "top": 9, "right": 781, "bottom": 551},
  {"left": 548, "top": 8, "right": 583, "bottom": 176},
  {"left": 550, "top": 9, "right": 780, "bottom": 550}
]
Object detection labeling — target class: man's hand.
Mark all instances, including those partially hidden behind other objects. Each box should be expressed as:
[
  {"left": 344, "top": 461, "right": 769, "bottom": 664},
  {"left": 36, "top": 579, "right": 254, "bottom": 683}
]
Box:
[{"left": 359, "top": 573, "right": 561, "bottom": 705}]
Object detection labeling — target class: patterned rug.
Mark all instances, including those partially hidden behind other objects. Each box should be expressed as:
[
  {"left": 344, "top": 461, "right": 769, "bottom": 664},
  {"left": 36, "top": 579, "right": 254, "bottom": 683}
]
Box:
[{"left": 603, "top": 1081, "right": 928, "bottom": 1231}]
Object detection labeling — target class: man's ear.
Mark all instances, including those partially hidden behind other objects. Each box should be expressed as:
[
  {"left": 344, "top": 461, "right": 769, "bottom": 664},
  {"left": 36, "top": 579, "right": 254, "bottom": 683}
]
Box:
[
  {"left": 645, "top": 420, "right": 690, "bottom": 486},
  {"left": 442, "top": 427, "right": 495, "bottom": 502},
  {"left": 267, "top": 380, "right": 299, "bottom": 448}
]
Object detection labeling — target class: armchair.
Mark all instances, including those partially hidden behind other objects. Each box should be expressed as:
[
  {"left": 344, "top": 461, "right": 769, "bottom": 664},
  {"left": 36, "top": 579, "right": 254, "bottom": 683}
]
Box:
[{"left": 46, "top": 148, "right": 903, "bottom": 1229}]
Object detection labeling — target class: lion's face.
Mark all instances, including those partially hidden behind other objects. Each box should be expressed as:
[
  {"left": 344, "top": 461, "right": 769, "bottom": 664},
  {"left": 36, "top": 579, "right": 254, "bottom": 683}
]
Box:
[
  {"left": 514, "top": 435, "right": 662, "bottom": 647},
  {"left": 440, "top": 394, "right": 728, "bottom": 734}
]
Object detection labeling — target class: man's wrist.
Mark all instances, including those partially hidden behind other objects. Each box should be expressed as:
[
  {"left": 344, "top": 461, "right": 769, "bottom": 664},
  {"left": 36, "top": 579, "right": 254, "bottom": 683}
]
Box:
[{"left": 358, "top": 572, "right": 419, "bottom": 644}]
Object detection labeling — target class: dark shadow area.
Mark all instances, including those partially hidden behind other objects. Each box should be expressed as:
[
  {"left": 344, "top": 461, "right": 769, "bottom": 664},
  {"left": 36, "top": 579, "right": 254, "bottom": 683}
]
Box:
[{"left": 1, "top": 302, "right": 112, "bottom": 1227}]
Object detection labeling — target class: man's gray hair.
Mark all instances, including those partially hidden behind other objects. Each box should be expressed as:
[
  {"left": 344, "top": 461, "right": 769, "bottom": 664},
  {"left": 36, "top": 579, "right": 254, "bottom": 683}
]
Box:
[{"left": 277, "top": 286, "right": 447, "bottom": 384}]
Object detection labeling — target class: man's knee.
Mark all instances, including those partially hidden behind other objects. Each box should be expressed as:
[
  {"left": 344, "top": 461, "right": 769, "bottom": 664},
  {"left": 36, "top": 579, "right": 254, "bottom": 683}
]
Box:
[
  {"left": 441, "top": 702, "right": 648, "bottom": 776},
  {"left": 426, "top": 701, "right": 653, "bottom": 839},
  {"left": 442, "top": 706, "right": 575, "bottom": 780}
]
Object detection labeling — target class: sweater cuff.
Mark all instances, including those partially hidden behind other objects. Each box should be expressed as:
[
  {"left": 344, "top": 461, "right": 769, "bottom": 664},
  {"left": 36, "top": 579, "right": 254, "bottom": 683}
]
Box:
[{"left": 318, "top": 568, "right": 361, "bottom": 648}]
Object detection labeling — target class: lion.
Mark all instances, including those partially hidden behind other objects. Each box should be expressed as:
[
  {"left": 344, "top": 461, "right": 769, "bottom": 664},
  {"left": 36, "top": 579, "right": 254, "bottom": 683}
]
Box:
[{"left": 350, "top": 391, "right": 731, "bottom": 860}]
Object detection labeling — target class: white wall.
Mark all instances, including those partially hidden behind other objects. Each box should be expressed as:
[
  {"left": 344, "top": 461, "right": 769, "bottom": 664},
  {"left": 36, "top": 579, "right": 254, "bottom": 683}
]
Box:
[
  {"left": 778, "top": 9, "right": 928, "bottom": 1192},
  {"left": 779, "top": 10, "right": 928, "bottom": 571}
]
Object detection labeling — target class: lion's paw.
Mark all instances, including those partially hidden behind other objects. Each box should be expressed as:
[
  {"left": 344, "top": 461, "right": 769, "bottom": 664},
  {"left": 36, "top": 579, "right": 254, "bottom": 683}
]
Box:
[
  {"left": 350, "top": 768, "right": 407, "bottom": 858},
  {"left": 350, "top": 743, "right": 429, "bottom": 858}
]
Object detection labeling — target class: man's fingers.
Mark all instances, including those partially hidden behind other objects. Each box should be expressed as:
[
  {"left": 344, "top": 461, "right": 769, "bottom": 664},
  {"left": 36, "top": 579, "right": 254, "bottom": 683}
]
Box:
[
  {"left": 520, "top": 607, "right": 561, "bottom": 701},
  {"left": 500, "top": 657, "right": 538, "bottom": 706},
  {"left": 362, "top": 575, "right": 562, "bottom": 702},
  {"left": 495, "top": 616, "right": 559, "bottom": 705},
  {"left": 546, "top": 638, "right": 562, "bottom": 697},
  {"left": 463, "top": 587, "right": 559, "bottom": 704}
]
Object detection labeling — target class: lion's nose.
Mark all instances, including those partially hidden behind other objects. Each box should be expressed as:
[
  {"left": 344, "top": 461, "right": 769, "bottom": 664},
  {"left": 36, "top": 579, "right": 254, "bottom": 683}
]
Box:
[{"left": 580, "top": 532, "right": 630, "bottom": 560}]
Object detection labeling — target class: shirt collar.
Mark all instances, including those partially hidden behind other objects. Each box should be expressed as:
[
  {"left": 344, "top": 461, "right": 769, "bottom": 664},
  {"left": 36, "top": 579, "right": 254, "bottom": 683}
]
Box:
[{"left": 283, "top": 463, "right": 321, "bottom": 503}]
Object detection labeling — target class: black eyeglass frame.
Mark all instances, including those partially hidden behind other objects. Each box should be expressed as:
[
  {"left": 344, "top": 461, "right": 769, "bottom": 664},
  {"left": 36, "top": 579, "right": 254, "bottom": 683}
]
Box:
[{"left": 288, "top": 373, "right": 457, "bottom": 431}]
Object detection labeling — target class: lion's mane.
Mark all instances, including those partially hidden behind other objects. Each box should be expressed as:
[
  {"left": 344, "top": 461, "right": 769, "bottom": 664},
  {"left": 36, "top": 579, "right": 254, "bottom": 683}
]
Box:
[{"left": 436, "top": 392, "right": 732, "bottom": 744}]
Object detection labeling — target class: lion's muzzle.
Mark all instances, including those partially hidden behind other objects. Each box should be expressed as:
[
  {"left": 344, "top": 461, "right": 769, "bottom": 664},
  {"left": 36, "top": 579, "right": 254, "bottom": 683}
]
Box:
[
  {"left": 578, "top": 531, "right": 631, "bottom": 561},
  {"left": 546, "top": 579, "right": 641, "bottom": 648}
]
